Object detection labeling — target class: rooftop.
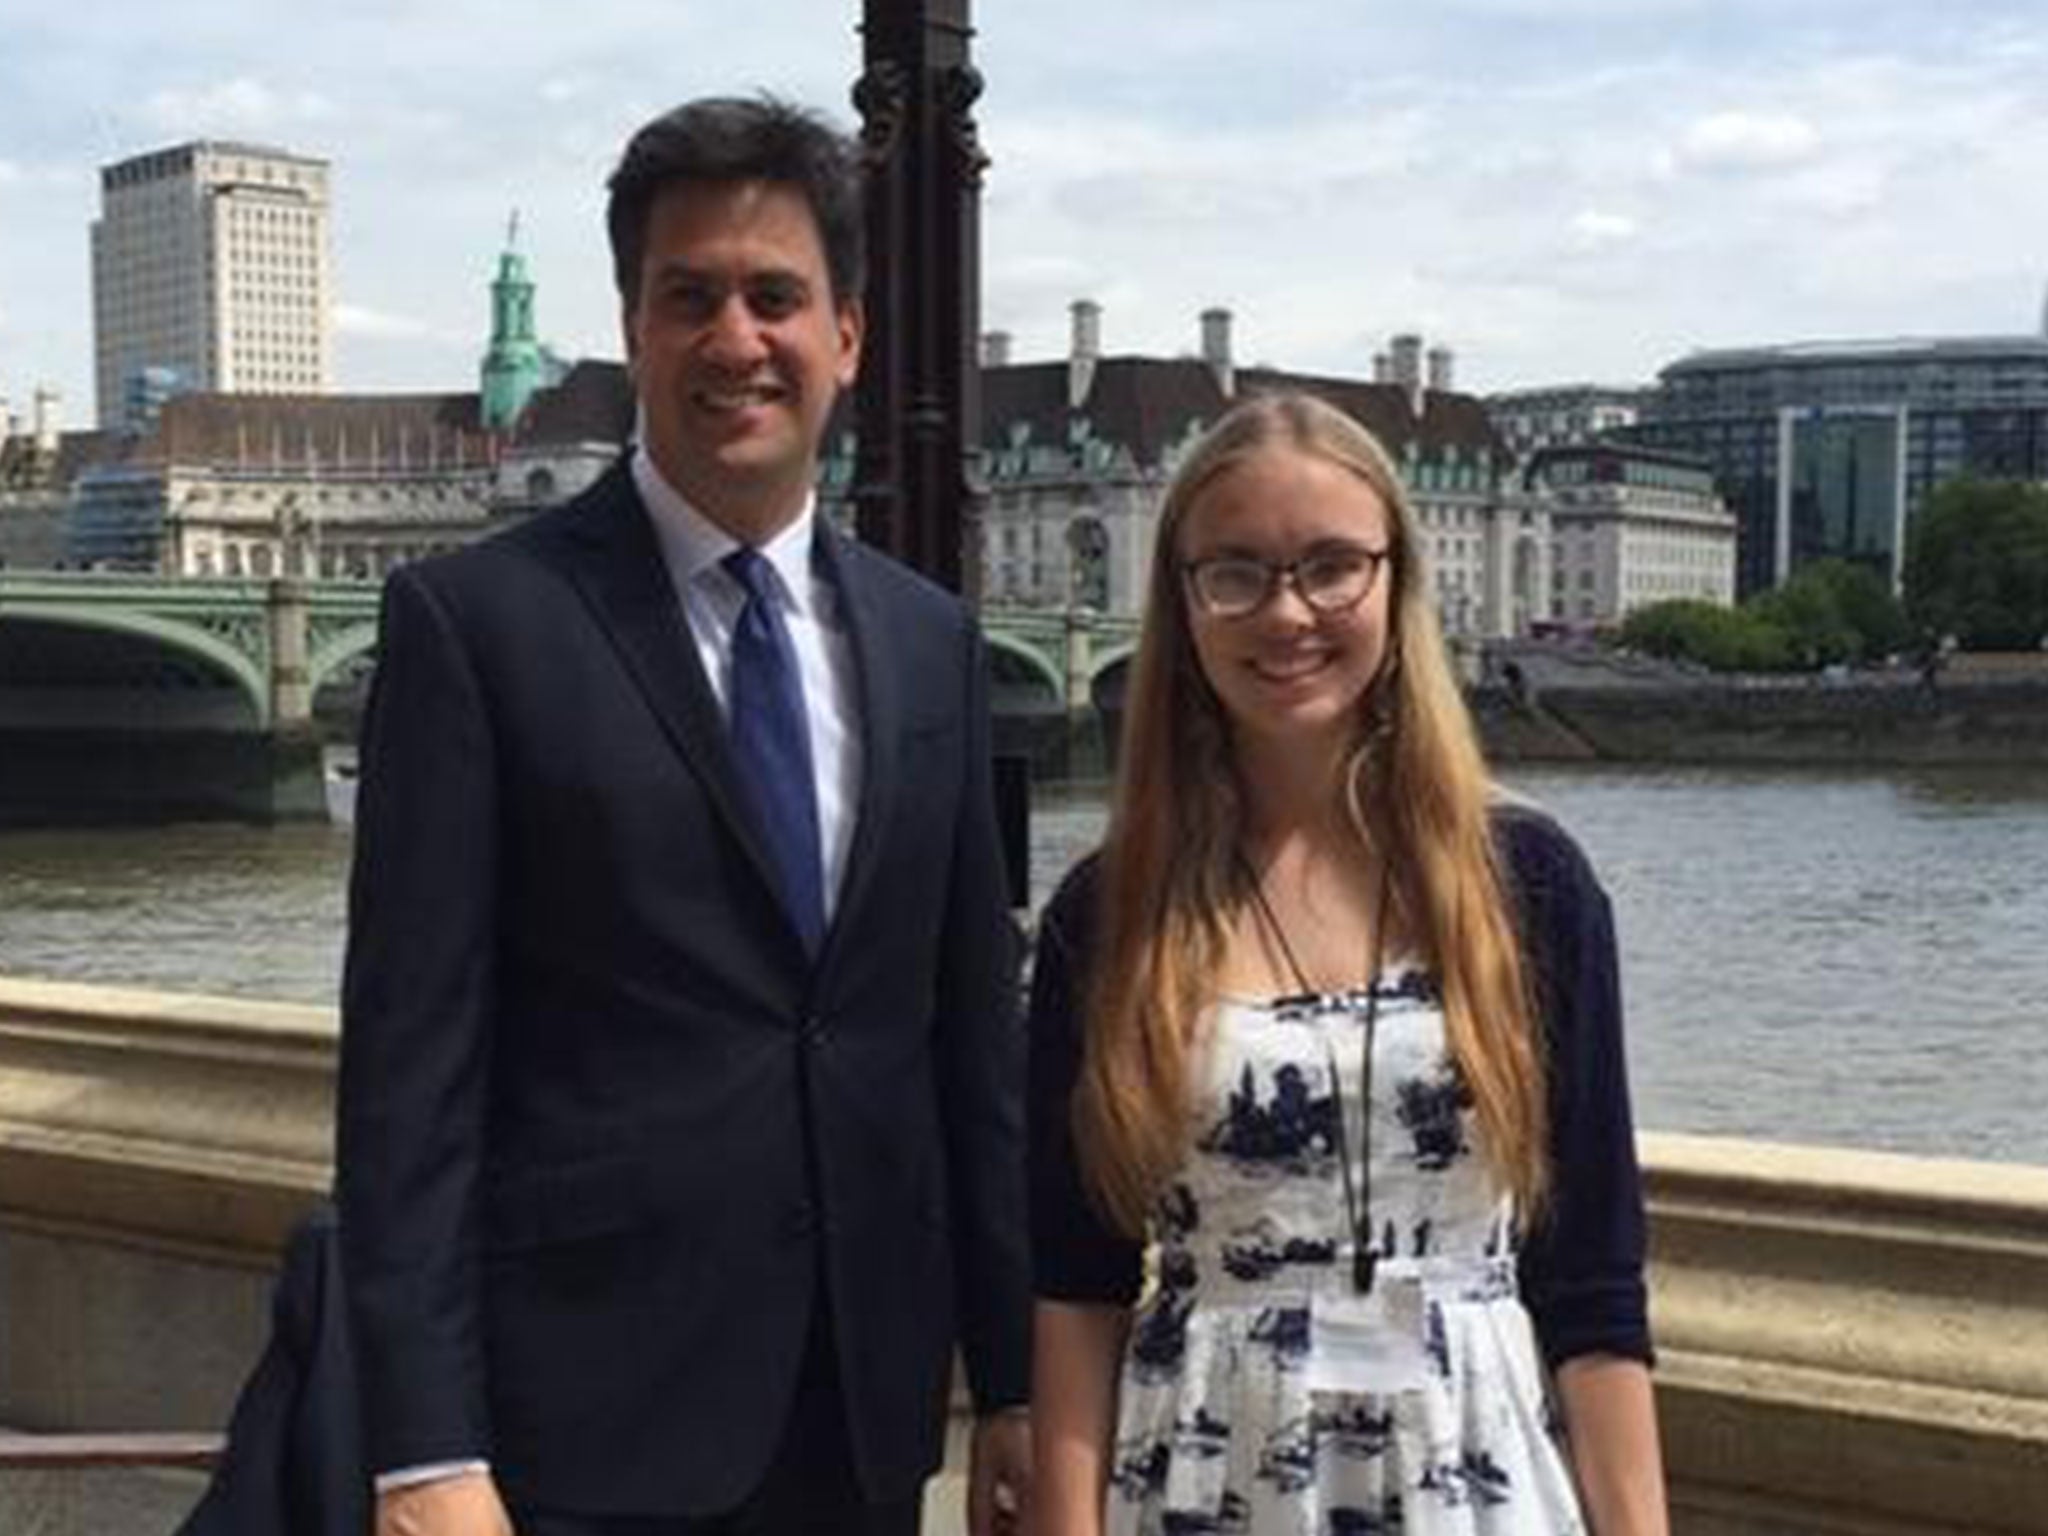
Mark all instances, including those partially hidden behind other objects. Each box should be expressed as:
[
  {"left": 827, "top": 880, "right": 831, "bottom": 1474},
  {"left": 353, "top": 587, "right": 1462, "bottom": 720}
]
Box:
[
  {"left": 1665, "top": 334, "right": 2048, "bottom": 374},
  {"left": 104, "top": 140, "right": 327, "bottom": 173},
  {"left": 978, "top": 356, "right": 1503, "bottom": 464}
]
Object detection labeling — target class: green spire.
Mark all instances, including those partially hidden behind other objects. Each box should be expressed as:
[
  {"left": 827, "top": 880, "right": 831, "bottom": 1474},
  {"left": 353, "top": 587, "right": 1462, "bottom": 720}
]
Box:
[{"left": 481, "top": 210, "right": 544, "bottom": 430}]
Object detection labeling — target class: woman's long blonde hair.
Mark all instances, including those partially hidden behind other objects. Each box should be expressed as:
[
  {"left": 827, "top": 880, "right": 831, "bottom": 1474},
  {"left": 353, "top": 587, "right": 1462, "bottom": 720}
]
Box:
[{"left": 1074, "top": 391, "right": 1548, "bottom": 1236}]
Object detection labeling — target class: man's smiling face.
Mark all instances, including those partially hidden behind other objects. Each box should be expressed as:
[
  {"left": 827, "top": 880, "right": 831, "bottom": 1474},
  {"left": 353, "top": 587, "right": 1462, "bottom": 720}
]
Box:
[{"left": 624, "top": 178, "right": 862, "bottom": 543}]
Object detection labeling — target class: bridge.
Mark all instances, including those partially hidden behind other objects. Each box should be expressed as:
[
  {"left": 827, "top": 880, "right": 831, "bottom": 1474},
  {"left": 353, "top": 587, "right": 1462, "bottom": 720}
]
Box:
[
  {"left": 0, "top": 573, "right": 380, "bottom": 732},
  {"left": 0, "top": 573, "right": 1140, "bottom": 727},
  {"left": 0, "top": 573, "right": 1140, "bottom": 822}
]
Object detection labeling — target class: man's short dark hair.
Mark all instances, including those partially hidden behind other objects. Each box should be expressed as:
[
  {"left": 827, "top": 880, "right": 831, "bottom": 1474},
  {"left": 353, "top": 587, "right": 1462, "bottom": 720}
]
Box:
[{"left": 606, "top": 95, "right": 866, "bottom": 310}]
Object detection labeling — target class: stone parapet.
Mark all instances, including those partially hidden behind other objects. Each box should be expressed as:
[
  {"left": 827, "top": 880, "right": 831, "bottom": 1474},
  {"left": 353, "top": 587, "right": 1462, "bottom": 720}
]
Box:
[
  {"left": 1644, "top": 1131, "right": 2048, "bottom": 1534},
  {"left": 2, "top": 980, "right": 2047, "bottom": 1532},
  {"left": 0, "top": 976, "right": 332, "bottom": 1262}
]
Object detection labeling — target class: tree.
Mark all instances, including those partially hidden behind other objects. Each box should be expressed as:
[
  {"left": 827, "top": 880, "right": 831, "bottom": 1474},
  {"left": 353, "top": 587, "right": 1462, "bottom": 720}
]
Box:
[
  {"left": 1821, "top": 559, "right": 1913, "bottom": 661},
  {"left": 1903, "top": 479, "right": 2048, "bottom": 651},
  {"left": 1749, "top": 558, "right": 1909, "bottom": 666},
  {"left": 1620, "top": 557, "right": 1911, "bottom": 674},
  {"left": 1619, "top": 599, "right": 1792, "bottom": 672}
]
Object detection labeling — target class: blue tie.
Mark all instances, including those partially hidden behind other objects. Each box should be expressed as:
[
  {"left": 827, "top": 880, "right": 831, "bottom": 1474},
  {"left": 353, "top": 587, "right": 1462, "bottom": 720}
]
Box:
[{"left": 722, "top": 547, "right": 825, "bottom": 951}]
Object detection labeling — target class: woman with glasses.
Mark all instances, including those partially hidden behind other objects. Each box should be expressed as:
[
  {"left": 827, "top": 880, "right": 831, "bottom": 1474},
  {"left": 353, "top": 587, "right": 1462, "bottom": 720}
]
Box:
[{"left": 1028, "top": 392, "right": 1666, "bottom": 1535}]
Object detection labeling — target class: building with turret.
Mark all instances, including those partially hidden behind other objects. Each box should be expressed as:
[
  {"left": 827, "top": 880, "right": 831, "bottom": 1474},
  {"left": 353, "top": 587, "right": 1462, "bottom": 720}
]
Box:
[
  {"left": 480, "top": 214, "right": 551, "bottom": 431},
  {"left": 40, "top": 263, "right": 1568, "bottom": 640},
  {"left": 58, "top": 221, "right": 601, "bottom": 575}
]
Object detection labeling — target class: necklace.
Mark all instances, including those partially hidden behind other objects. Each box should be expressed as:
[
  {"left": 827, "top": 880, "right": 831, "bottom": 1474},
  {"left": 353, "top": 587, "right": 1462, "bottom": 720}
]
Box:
[{"left": 1236, "top": 855, "right": 1392, "bottom": 1295}]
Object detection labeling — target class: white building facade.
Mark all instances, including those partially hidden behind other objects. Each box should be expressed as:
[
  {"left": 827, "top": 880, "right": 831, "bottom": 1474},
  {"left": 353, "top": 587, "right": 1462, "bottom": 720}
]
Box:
[
  {"left": 861, "top": 304, "right": 1540, "bottom": 640},
  {"left": 65, "top": 393, "right": 497, "bottom": 576},
  {"left": 1527, "top": 444, "right": 1735, "bottom": 627},
  {"left": 92, "top": 141, "right": 333, "bottom": 429}
]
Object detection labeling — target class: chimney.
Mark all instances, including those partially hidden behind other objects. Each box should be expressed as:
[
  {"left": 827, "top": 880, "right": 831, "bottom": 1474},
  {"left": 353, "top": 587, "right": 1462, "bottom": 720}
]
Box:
[
  {"left": 980, "top": 330, "right": 1013, "bottom": 369},
  {"left": 1373, "top": 353, "right": 1393, "bottom": 384},
  {"left": 1389, "top": 333, "right": 1424, "bottom": 418},
  {"left": 1200, "top": 307, "right": 1235, "bottom": 397},
  {"left": 1068, "top": 299, "right": 1101, "bottom": 410},
  {"left": 1390, "top": 334, "right": 1422, "bottom": 387},
  {"left": 32, "top": 387, "right": 59, "bottom": 454},
  {"left": 1427, "top": 345, "right": 1454, "bottom": 393}
]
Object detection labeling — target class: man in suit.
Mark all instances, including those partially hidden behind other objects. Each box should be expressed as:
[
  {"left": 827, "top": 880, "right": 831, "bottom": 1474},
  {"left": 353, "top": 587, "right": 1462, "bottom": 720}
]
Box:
[{"left": 335, "top": 96, "right": 1031, "bottom": 1536}]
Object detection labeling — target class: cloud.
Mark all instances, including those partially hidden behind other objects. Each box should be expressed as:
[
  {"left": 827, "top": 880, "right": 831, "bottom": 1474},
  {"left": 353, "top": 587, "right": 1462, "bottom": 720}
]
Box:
[
  {"left": 1570, "top": 209, "right": 1641, "bottom": 248},
  {"left": 1766, "top": 163, "right": 1886, "bottom": 216},
  {"left": 6, "top": 0, "right": 2043, "bottom": 416},
  {"left": 1435, "top": 0, "right": 1709, "bottom": 15},
  {"left": 333, "top": 304, "right": 450, "bottom": 342},
  {"left": 1675, "top": 110, "right": 1821, "bottom": 172},
  {"left": 141, "top": 77, "right": 335, "bottom": 135}
]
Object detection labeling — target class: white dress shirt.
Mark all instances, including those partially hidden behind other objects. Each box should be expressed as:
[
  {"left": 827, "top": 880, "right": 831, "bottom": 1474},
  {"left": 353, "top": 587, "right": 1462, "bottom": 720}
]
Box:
[
  {"left": 630, "top": 447, "right": 863, "bottom": 920},
  {"left": 372, "top": 455, "right": 865, "bottom": 1494}
]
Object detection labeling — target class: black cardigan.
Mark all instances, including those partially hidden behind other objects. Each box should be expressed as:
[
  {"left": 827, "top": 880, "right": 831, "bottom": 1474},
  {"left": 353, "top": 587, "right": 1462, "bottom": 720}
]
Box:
[{"left": 1026, "top": 804, "right": 1653, "bottom": 1370}]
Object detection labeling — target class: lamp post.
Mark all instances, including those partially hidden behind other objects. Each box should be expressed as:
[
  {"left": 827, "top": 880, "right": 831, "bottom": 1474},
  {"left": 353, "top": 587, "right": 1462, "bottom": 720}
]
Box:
[{"left": 851, "top": 0, "right": 987, "bottom": 601}]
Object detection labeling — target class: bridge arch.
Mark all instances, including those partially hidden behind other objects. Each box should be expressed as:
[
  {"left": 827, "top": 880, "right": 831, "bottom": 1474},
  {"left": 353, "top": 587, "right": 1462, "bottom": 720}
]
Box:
[
  {"left": 983, "top": 630, "right": 1065, "bottom": 708},
  {"left": 309, "top": 621, "right": 382, "bottom": 696},
  {"left": 1089, "top": 642, "right": 1139, "bottom": 711},
  {"left": 1088, "top": 640, "right": 1138, "bottom": 685},
  {"left": 0, "top": 606, "right": 269, "bottom": 726}
]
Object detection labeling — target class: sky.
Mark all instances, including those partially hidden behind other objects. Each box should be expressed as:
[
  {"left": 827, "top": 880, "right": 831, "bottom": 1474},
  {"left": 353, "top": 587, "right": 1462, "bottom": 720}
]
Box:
[{"left": 1, "top": 0, "right": 2045, "bottom": 429}]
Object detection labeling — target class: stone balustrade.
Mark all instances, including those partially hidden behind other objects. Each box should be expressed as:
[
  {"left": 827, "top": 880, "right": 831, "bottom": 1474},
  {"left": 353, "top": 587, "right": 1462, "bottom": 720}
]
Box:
[
  {"left": 0, "top": 976, "right": 331, "bottom": 1260},
  {"left": 3, "top": 976, "right": 2047, "bottom": 1534},
  {"left": 1646, "top": 1133, "right": 2048, "bottom": 1535}
]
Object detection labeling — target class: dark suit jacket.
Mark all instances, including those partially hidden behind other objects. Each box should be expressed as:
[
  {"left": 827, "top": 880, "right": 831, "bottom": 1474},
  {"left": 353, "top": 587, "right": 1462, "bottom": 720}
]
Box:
[{"left": 334, "top": 460, "right": 1029, "bottom": 1519}]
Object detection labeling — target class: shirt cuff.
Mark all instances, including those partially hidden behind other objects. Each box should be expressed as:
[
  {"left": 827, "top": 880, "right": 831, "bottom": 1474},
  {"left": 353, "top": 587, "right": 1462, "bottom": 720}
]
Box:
[{"left": 374, "top": 1459, "right": 492, "bottom": 1494}]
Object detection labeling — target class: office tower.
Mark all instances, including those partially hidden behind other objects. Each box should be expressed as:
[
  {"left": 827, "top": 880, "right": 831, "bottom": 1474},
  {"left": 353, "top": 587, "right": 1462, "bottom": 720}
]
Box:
[
  {"left": 1636, "top": 336, "right": 2048, "bottom": 595},
  {"left": 92, "top": 141, "right": 331, "bottom": 429}
]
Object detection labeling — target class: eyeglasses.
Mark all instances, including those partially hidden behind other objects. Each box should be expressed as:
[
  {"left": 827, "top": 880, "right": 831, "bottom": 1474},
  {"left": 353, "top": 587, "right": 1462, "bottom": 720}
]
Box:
[{"left": 1182, "top": 542, "right": 1390, "bottom": 619}]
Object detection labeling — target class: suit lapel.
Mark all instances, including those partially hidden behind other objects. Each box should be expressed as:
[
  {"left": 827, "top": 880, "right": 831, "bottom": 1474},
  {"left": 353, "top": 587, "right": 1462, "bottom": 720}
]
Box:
[
  {"left": 555, "top": 463, "right": 792, "bottom": 935},
  {"left": 815, "top": 525, "right": 899, "bottom": 969}
]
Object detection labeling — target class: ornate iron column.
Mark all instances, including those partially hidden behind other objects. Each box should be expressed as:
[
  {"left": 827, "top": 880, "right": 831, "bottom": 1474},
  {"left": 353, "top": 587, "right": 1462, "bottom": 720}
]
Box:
[{"left": 851, "top": 0, "right": 988, "bottom": 599}]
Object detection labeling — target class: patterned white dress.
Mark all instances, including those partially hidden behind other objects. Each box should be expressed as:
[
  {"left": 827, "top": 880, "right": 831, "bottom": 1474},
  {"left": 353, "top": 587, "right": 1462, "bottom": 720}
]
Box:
[{"left": 1104, "top": 974, "right": 1587, "bottom": 1536}]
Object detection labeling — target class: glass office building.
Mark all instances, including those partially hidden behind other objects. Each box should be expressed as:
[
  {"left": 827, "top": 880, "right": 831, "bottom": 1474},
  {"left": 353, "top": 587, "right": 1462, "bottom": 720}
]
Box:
[
  {"left": 1632, "top": 336, "right": 2048, "bottom": 595},
  {"left": 1778, "top": 407, "right": 1907, "bottom": 583}
]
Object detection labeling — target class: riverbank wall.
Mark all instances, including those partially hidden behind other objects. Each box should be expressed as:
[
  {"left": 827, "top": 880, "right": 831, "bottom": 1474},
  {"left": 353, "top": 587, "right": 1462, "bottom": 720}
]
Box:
[
  {"left": 1, "top": 677, "right": 2043, "bottom": 830},
  {"left": 0, "top": 727, "right": 327, "bottom": 828},
  {"left": 1475, "top": 679, "right": 2048, "bottom": 767}
]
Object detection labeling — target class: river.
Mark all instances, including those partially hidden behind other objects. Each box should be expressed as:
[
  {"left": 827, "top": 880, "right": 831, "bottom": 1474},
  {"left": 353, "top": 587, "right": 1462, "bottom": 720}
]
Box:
[{"left": 3, "top": 764, "right": 2045, "bottom": 1164}]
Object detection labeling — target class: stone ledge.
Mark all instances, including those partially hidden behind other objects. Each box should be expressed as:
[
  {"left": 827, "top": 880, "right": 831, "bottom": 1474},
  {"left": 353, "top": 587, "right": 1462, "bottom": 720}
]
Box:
[
  {"left": 0, "top": 975, "right": 334, "bottom": 1052},
  {"left": 1644, "top": 1131, "right": 2048, "bottom": 1534},
  {"left": 0, "top": 977, "right": 333, "bottom": 1262},
  {"left": 5, "top": 982, "right": 2048, "bottom": 1532}
]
